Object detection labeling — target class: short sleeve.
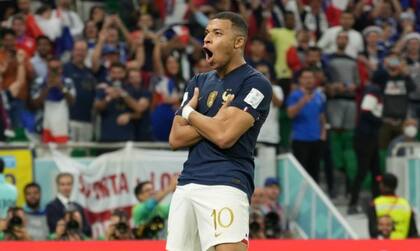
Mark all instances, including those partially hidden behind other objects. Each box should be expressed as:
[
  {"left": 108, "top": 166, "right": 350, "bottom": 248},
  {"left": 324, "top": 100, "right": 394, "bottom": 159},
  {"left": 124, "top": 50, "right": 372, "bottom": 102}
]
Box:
[
  {"left": 229, "top": 75, "right": 272, "bottom": 121},
  {"left": 175, "top": 74, "right": 199, "bottom": 116}
]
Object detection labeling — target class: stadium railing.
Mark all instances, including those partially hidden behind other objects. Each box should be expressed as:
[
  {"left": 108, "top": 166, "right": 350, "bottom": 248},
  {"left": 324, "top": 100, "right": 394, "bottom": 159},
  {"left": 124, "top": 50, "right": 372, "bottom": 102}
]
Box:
[{"left": 277, "top": 153, "right": 358, "bottom": 239}]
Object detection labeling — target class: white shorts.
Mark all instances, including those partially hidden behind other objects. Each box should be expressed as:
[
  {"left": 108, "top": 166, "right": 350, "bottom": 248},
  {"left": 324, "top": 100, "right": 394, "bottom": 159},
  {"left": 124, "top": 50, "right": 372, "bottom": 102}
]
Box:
[{"left": 166, "top": 184, "right": 250, "bottom": 251}]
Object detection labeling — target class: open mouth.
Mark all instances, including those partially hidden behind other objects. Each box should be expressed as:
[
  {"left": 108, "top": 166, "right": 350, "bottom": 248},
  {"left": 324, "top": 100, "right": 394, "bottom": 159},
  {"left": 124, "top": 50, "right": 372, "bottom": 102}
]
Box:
[{"left": 202, "top": 47, "right": 214, "bottom": 61}]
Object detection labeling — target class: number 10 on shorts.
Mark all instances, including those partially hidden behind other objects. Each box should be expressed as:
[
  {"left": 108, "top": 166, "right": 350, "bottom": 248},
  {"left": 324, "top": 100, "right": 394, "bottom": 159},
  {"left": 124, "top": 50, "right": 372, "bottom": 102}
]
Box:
[{"left": 211, "top": 207, "right": 234, "bottom": 231}]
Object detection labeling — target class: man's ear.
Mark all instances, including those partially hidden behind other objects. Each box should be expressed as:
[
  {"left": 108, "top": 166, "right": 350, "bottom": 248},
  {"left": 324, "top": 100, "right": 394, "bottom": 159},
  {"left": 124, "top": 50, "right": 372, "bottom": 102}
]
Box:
[{"left": 234, "top": 36, "right": 245, "bottom": 49}]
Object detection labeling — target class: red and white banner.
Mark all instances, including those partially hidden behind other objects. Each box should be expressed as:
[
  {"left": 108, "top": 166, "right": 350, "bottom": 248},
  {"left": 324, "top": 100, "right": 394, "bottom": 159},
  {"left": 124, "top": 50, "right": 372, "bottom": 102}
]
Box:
[{"left": 51, "top": 147, "right": 187, "bottom": 238}]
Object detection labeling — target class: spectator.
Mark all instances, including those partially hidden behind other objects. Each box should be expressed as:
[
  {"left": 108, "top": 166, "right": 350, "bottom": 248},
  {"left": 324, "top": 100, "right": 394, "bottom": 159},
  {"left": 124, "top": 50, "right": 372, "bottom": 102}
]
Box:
[
  {"left": 0, "top": 158, "right": 17, "bottom": 220},
  {"left": 368, "top": 173, "right": 418, "bottom": 239},
  {"left": 318, "top": 11, "right": 364, "bottom": 58},
  {"left": 30, "top": 57, "right": 75, "bottom": 143},
  {"left": 359, "top": 26, "right": 387, "bottom": 76},
  {"left": 286, "top": 29, "right": 312, "bottom": 75},
  {"left": 105, "top": 209, "right": 133, "bottom": 240},
  {"left": 131, "top": 175, "right": 177, "bottom": 239},
  {"left": 82, "top": 20, "right": 99, "bottom": 68},
  {"left": 23, "top": 182, "right": 48, "bottom": 240},
  {"left": 287, "top": 69, "right": 326, "bottom": 182},
  {"left": 0, "top": 29, "right": 32, "bottom": 138},
  {"left": 326, "top": 31, "right": 359, "bottom": 186},
  {"left": 263, "top": 177, "right": 289, "bottom": 238},
  {"left": 45, "top": 172, "right": 91, "bottom": 237},
  {"left": 12, "top": 14, "right": 36, "bottom": 57},
  {"left": 373, "top": 53, "right": 415, "bottom": 151},
  {"left": 371, "top": 0, "right": 402, "bottom": 34},
  {"left": 94, "top": 62, "right": 140, "bottom": 142},
  {"left": 266, "top": 11, "right": 296, "bottom": 96},
  {"left": 1, "top": 207, "right": 31, "bottom": 241},
  {"left": 388, "top": 118, "right": 418, "bottom": 157},
  {"left": 88, "top": 5, "right": 106, "bottom": 31},
  {"left": 31, "top": 35, "right": 53, "bottom": 79},
  {"left": 249, "top": 187, "right": 267, "bottom": 240},
  {"left": 246, "top": 36, "right": 274, "bottom": 77},
  {"left": 297, "top": 0, "right": 328, "bottom": 40},
  {"left": 256, "top": 63, "right": 283, "bottom": 181},
  {"left": 348, "top": 83, "right": 383, "bottom": 214},
  {"left": 377, "top": 215, "right": 394, "bottom": 239},
  {"left": 401, "top": 33, "right": 420, "bottom": 118},
  {"left": 151, "top": 54, "right": 182, "bottom": 141},
  {"left": 63, "top": 40, "right": 97, "bottom": 142},
  {"left": 52, "top": 0, "right": 84, "bottom": 38},
  {"left": 126, "top": 67, "right": 153, "bottom": 141}
]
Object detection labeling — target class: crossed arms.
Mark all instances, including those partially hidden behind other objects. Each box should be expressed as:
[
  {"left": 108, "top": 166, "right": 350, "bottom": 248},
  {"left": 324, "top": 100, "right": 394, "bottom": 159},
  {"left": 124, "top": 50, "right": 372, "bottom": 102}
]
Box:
[{"left": 169, "top": 88, "right": 255, "bottom": 150}]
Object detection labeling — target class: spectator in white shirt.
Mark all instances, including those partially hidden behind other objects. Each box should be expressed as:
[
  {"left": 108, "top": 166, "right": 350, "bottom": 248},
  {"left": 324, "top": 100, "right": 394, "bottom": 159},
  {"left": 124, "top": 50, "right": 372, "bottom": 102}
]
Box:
[
  {"left": 317, "top": 10, "right": 363, "bottom": 58},
  {"left": 52, "top": 0, "right": 84, "bottom": 38}
]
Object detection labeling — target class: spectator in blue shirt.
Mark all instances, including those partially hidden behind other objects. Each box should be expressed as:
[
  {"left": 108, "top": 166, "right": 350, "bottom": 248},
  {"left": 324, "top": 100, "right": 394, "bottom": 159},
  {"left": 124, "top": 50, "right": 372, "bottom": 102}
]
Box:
[
  {"left": 63, "top": 40, "right": 97, "bottom": 142},
  {"left": 287, "top": 68, "right": 327, "bottom": 182},
  {"left": 94, "top": 62, "right": 141, "bottom": 142}
]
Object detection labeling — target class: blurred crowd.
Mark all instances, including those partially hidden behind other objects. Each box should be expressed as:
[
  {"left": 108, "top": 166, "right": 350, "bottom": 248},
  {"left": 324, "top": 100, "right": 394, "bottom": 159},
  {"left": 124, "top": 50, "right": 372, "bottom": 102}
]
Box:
[{"left": 1, "top": 0, "right": 420, "bottom": 241}]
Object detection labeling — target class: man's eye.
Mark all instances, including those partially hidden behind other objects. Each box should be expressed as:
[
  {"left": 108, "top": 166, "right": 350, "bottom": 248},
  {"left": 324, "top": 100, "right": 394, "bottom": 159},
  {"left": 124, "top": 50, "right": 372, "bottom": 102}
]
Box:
[{"left": 215, "top": 32, "right": 222, "bottom": 36}]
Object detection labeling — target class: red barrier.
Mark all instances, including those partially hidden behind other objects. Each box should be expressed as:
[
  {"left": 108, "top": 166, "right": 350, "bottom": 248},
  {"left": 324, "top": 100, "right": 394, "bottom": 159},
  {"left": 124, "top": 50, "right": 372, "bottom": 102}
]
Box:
[{"left": 1, "top": 240, "right": 420, "bottom": 251}]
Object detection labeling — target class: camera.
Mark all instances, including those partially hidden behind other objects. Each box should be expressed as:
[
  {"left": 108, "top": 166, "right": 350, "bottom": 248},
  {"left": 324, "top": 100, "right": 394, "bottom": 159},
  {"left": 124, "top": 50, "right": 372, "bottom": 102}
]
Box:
[
  {"left": 264, "top": 211, "right": 281, "bottom": 238},
  {"left": 5, "top": 208, "right": 24, "bottom": 240},
  {"left": 249, "top": 210, "right": 264, "bottom": 239},
  {"left": 134, "top": 215, "right": 165, "bottom": 239}
]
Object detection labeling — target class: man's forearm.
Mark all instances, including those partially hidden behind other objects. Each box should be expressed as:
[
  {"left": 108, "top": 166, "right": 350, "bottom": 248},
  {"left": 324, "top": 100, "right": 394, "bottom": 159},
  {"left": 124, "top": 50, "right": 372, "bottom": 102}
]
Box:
[
  {"left": 188, "top": 111, "right": 227, "bottom": 148},
  {"left": 169, "top": 116, "right": 202, "bottom": 150}
]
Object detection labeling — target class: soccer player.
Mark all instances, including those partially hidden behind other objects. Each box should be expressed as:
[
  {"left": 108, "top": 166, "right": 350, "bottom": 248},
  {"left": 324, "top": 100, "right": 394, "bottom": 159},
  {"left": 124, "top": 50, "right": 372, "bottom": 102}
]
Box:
[{"left": 166, "top": 11, "right": 272, "bottom": 251}]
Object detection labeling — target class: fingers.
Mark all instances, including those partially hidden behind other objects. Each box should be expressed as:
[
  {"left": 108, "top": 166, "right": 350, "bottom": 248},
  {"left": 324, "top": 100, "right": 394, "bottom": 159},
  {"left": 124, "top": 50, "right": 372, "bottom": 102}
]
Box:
[
  {"left": 193, "top": 87, "right": 199, "bottom": 98},
  {"left": 221, "top": 94, "right": 234, "bottom": 109}
]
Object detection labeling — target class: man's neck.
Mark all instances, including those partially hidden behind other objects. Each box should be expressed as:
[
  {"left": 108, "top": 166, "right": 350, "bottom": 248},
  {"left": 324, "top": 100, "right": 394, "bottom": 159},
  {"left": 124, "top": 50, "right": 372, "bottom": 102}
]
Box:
[
  {"left": 336, "top": 49, "right": 346, "bottom": 55},
  {"left": 216, "top": 55, "right": 246, "bottom": 78}
]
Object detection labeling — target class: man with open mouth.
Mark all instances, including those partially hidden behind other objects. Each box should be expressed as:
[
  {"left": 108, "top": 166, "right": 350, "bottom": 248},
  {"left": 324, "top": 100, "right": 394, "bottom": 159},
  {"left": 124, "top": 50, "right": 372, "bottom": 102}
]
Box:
[{"left": 167, "top": 11, "right": 272, "bottom": 251}]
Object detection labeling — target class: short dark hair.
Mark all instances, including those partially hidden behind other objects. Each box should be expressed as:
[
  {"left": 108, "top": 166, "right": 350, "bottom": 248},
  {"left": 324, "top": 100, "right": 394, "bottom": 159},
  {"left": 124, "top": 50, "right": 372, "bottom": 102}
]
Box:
[
  {"left": 110, "top": 62, "right": 126, "bottom": 70},
  {"left": 210, "top": 11, "right": 248, "bottom": 37},
  {"left": 1, "top": 28, "right": 16, "bottom": 39},
  {"left": 308, "top": 46, "right": 322, "bottom": 53},
  {"left": 0, "top": 158, "right": 4, "bottom": 173},
  {"left": 24, "top": 182, "right": 41, "bottom": 193},
  {"left": 12, "top": 14, "right": 25, "bottom": 23},
  {"left": 381, "top": 173, "right": 398, "bottom": 191},
  {"left": 36, "top": 35, "right": 52, "bottom": 45},
  {"left": 134, "top": 181, "right": 151, "bottom": 196},
  {"left": 56, "top": 172, "right": 74, "bottom": 185},
  {"left": 298, "top": 67, "right": 315, "bottom": 78}
]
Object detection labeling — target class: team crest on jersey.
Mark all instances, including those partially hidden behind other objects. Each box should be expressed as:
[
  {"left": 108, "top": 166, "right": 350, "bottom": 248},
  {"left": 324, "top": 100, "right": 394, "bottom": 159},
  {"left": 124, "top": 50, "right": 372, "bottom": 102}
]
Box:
[
  {"left": 207, "top": 91, "right": 218, "bottom": 108},
  {"left": 222, "top": 89, "right": 234, "bottom": 103}
]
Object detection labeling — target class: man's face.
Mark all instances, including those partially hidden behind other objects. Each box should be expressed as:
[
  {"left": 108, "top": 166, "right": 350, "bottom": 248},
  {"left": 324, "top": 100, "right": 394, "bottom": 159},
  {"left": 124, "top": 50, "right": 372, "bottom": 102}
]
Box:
[
  {"left": 306, "top": 50, "right": 321, "bottom": 65},
  {"left": 138, "top": 14, "right": 153, "bottom": 29},
  {"left": 251, "top": 188, "right": 266, "bottom": 206},
  {"left": 366, "top": 32, "right": 379, "bottom": 45},
  {"left": 336, "top": 33, "right": 349, "bottom": 51},
  {"left": 407, "top": 39, "right": 420, "bottom": 52},
  {"left": 12, "top": 19, "right": 26, "bottom": 36},
  {"left": 265, "top": 185, "right": 280, "bottom": 201},
  {"left": 340, "top": 13, "right": 354, "bottom": 30},
  {"left": 110, "top": 67, "right": 126, "bottom": 81},
  {"left": 128, "top": 70, "right": 141, "bottom": 85},
  {"left": 165, "top": 56, "right": 180, "bottom": 76},
  {"left": 37, "top": 39, "right": 51, "bottom": 57},
  {"left": 72, "top": 41, "right": 87, "bottom": 64},
  {"left": 107, "top": 28, "right": 119, "bottom": 44},
  {"left": 378, "top": 216, "right": 393, "bottom": 237},
  {"left": 48, "top": 60, "right": 63, "bottom": 76},
  {"left": 57, "top": 175, "right": 73, "bottom": 198},
  {"left": 85, "top": 21, "right": 98, "bottom": 39},
  {"left": 300, "top": 71, "right": 316, "bottom": 90},
  {"left": 284, "top": 14, "right": 295, "bottom": 30},
  {"left": 138, "top": 183, "right": 154, "bottom": 202},
  {"left": 249, "top": 40, "right": 266, "bottom": 58},
  {"left": 203, "top": 19, "right": 243, "bottom": 70},
  {"left": 3, "top": 34, "right": 16, "bottom": 51},
  {"left": 18, "top": 0, "right": 31, "bottom": 13},
  {"left": 25, "top": 186, "right": 41, "bottom": 208}
]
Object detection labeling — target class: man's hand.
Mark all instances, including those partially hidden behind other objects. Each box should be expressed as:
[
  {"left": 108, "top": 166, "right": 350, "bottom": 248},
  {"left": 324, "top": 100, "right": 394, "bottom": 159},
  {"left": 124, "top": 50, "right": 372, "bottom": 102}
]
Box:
[
  {"left": 117, "top": 113, "right": 131, "bottom": 125},
  {"left": 168, "top": 174, "right": 178, "bottom": 192},
  {"left": 16, "top": 50, "right": 26, "bottom": 65},
  {"left": 215, "top": 94, "right": 234, "bottom": 120},
  {"left": 187, "top": 87, "right": 200, "bottom": 109}
]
